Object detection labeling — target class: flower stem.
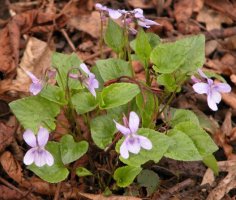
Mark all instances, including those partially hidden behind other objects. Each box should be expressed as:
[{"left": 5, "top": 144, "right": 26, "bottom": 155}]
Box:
[
  {"left": 65, "top": 72, "right": 82, "bottom": 139},
  {"left": 123, "top": 14, "right": 134, "bottom": 77},
  {"left": 144, "top": 60, "right": 151, "bottom": 86}
]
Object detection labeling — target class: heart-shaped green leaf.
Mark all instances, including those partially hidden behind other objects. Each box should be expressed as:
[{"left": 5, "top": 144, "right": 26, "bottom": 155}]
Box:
[{"left": 60, "top": 135, "right": 88, "bottom": 165}]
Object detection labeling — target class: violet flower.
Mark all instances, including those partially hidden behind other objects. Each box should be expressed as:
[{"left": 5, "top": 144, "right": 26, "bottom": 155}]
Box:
[
  {"left": 25, "top": 70, "right": 43, "bottom": 95},
  {"left": 134, "top": 8, "right": 160, "bottom": 28},
  {"left": 23, "top": 127, "right": 54, "bottom": 167},
  {"left": 192, "top": 69, "right": 231, "bottom": 111},
  {"left": 95, "top": 3, "right": 122, "bottom": 19},
  {"left": 80, "top": 63, "right": 99, "bottom": 97},
  {"left": 114, "top": 111, "right": 152, "bottom": 159},
  {"left": 69, "top": 63, "right": 99, "bottom": 97}
]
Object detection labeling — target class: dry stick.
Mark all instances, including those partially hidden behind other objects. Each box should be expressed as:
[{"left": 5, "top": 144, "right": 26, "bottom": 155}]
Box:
[
  {"left": 83, "top": 48, "right": 112, "bottom": 62},
  {"left": 179, "top": 183, "right": 211, "bottom": 199},
  {"left": 205, "top": 26, "right": 236, "bottom": 40},
  {"left": 0, "top": 177, "right": 35, "bottom": 200},
  {"left": 159, "top": 178, "right": 195, "bottom": 200},
  {"left": 61, "top": 28, "right": 76, "bottom": 52},
  {"left": 53, "top": 182, "right": 62, "bottom": 200}
]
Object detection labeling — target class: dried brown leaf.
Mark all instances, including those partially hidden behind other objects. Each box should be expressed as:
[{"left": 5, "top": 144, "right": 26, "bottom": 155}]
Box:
[
  {"left": 205, "top": 58, "right": 235, "bottom": 76},
  {"left": 229, "top": 127, "right": 236, "bottom": 142},
  {"left": 222, "top": 92, "right": 236, "bottom": 110},
  {"left": 205, "top": 40, "right": 218, "bottom": 56},
  {"left": 174, "top": 0, "right": 194, "bottom": 23},
  {"left": 221, "top": 110, "right": 232, "bottom": 137},
  {"left": 202, "top": 161, "right": 236, "bottom": 200},
  {"left": 0, "top": 9, "right": 66, "bottom": 79},
  {"left": 64, "top": 190, "right": 142, "bottom": 200},
  {"left": 21, "top": 177, "right": 57, "bottom": 195},
  {"left": 193, "top": 0, "right": 204, "bottom": 12},
  {"left": 0, "top": 123, "right": 14, "bottom": 153},
  {"left": 223, "top": 35, "right": 236, "bottom": 50},
  {"left": 197, "top": 7, "right": 233, "bottom": 31},
  {"left": 53, "top": 110, "right": 70, "bottom": 141},
  {"left": 0, "top": 151, "right": 24, "bottom": 183},
  {"left": 205, "top": 0, "right": 236, "bottom": 21},
  {"left": 68, "top": 12, "right": 101, "bottom": 38},
  {"left": 0, "top": 37, "right": 52, "bottom": 95},
  {"left": 0, "top": 185, "right": 23, "bottom": 200},
  {"left": 128, "top": 0, "right": 154, "bottom": 9},
  {"left": 214, "top": 130, "right": 236, "bottom": 160},
  {"left": 230, "top": 74, "right": 236, "bottom": 85}
]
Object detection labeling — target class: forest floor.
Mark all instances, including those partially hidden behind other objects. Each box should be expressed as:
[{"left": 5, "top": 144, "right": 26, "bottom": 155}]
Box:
[{"left": 0, "top": 0, "right": 236, "bottom": 199}]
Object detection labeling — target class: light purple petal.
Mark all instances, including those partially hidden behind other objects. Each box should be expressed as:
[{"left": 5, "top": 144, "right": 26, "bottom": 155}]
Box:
[
  {"left": 113, "top": 120, "right": 131, "bottom": 135},
  {"left": 95, "top": 3, "right": 106, "bottom": 11},
  {"left": 69, "top": 73, "right": 79, "bottom": 79},
  {"left": 129, "top": 111, "right": 140, "bottom": 133},
  {"left": 84, "top": 74, "right": 99, "bottom": 97},
  {"left": 214, "top": 83, "right": 231, "bottom": 93},
  {"left": 29, "top": 82, "right": 43, "bottom": 95},
  {"left": 198, "top": 69, "right": 208, "bottom": 79},
  {"left": 44, "top": 150, "right": 54, "bottom": 166},
  {"left": 137, "top": 19, "right": 159, "bottom": 28},
  {"left": 34, "top": 150, "right": 47, "bottom": 167},
  {"left": 23, "top": 148, "right": 36, "bottom": 165},
  {"left": 37, "top": 127, "right": 49, "bottom": 147},
  {"left": 143, "top": 19, "right": 160, "bottom": 26},
  {"left": 207, "top": 94, "right": 218, "bottom": 111},
  {"left": 119, "top": 9, "right": 128, "bottom": 14},
  {"left": 126, "top": 137, "right": 141, "bottom": 154},
  {"left": 139, "top": 136, "right": 152, "bottom": 150},
  {"left": 108, "top": 9, "right": 122, "bottom": 19},
  {"left": 23, "top": 130, "right": 37, "bottom": 147},
  {"left": 137, "top": 20, "right": 151, "bottom": 28},
  {"left": 192, "top": 82, "right": 209, "bottom": 94},
  {"left": 88, "top": 86, "right": 97, "bottom": 97},
  {"left": 207, "top": 78, "right": 214, "bottom": 85},
  {"left": 134, "top": 8, "right": 144, "bottom": 19},
  {"left": 211, "top": 91, "right": 221, "bottom": 104},
  {"left": 89, "top": 74, "right": 99, "bottom": 89},
  {"left": 80, "top": 63, "right": 91, "bottom": 75},
  {"left": 120, "top": 140, "right": 129, "bottom": 159}
]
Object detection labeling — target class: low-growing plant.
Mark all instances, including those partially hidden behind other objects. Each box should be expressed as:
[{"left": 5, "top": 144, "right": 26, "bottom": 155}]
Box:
[{"left": 9, "top": 4, "right": 231, "bottom": 196}]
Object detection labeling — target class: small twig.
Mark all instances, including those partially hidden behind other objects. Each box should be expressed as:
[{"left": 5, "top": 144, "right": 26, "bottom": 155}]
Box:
[
  {"left": 83, "top": 48, "right": 112, "bottom": 62},
  {"left": 53, "top": 182, "right": 62, "bottom": 200},
  {"left": 61, "top": 28, "right": 76, "bottom": 52},
  {"left": 179, "top": 183, "right": 211, "bottom": 199},
  {"left": 205, "top": 27, "right": 236, "bottom": 40},
  {"left": 0, "top": 177, "right": 35, "bottom": 200},
  {"left": 159, "top": 178, "right": 195, "bottom": 200}
]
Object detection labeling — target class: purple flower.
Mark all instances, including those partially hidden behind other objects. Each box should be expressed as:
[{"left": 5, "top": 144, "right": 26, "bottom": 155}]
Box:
[
  {"left": 25, "top": 71, "right": 43, "bottom": 95},
  {"left": 80, "top": 63, "right": 99, "bottom": 97},
  {"left": 69, "top": 63, "right": 99, "bottom": 97},
  {"left": 114, "top": 111, "right": 152, "bottom": 159},
  {"left": 95, "top": 3, "right": 122, "bottom": 19},
  {"left": 192, "top": 69, "right": 231, "bottom": 111},
  {"left": 23, "top": 127, "right": 54, "bottom": 167},
  {"left": 134, "top": 8, "right": 160, "bottom": 28}
]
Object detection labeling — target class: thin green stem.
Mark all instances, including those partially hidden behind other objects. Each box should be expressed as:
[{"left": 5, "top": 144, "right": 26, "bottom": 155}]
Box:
[
  {"left": 144, "top": 60, "right": 151, "bottom": 86},
  {"left": 65, "top": 71, "right": 82, "bottom": 139},
  {"left": 157, "top": 91, "right": 176, "bottom": 118},
  {"left": 123, "top": 14, "right": 134, "bottom": 77}
]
